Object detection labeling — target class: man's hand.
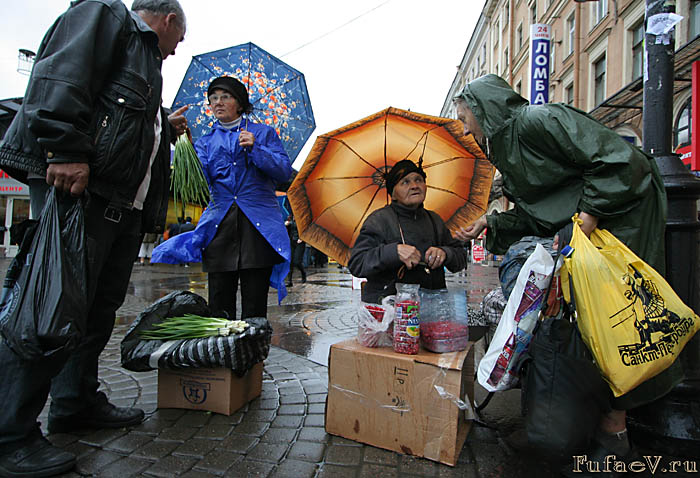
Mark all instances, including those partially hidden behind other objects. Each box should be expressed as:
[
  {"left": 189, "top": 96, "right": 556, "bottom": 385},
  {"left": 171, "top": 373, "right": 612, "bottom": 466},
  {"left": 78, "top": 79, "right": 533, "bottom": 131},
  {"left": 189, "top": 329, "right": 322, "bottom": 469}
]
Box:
[
  {"left": 424, "top": 246, "right": 446, "bottom": 269},
  {"left": 578, "top": 211, "right": 599, "bottom": 238},
  {"left": 453, "top": 215, "right": 488, "bottom": 242},
  {"left": 46, "top": 163, "right": 89, "bottom": 196},
  {"left": 397, "top": 244, "right": 422, "bottom": 270},
  {"left": 168, "top": 105, "right": 189, "bottom": 137},
  {"left": 239, "top": 130, "right": 255, "bottom": 148}
]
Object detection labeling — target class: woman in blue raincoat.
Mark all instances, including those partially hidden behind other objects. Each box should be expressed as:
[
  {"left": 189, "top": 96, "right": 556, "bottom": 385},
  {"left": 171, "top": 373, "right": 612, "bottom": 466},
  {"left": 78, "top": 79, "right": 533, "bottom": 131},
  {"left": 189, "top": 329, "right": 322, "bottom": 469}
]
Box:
[{"left": 153, "top": 76, "right": 293, "bottom": 318}]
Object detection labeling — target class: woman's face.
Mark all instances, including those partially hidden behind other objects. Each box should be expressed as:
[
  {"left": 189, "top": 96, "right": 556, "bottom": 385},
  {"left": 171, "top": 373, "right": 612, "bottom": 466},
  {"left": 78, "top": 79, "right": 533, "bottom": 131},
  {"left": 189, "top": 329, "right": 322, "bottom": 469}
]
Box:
[
  {"left": 391, "top": 172, "right": 427, "bottom": 209},
  {"left": 208, "top": 88, "right": 242, "bottom": 123}
]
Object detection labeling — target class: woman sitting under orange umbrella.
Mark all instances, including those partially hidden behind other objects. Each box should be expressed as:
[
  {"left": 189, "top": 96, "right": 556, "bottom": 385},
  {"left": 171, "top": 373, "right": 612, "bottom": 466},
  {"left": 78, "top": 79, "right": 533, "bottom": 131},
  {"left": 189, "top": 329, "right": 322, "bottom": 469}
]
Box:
[{"left": 348, "top": 160, "right": 468, "bottom": 304}]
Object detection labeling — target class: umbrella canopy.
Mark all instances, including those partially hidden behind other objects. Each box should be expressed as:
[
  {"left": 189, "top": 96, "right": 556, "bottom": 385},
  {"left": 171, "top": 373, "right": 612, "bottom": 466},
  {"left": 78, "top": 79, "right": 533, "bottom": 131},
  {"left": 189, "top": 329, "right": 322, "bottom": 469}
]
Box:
[
  {"left": 288, "top": 107, "right": 494, "bottom": 266},
  {"left": 172, "top": 42, "right": 315, "bottom": 161}
]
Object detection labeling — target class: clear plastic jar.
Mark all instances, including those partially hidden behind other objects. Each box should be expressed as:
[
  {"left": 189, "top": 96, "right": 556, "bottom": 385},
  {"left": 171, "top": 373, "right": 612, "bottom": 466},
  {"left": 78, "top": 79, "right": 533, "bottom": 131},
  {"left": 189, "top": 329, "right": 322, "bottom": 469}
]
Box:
[
  {"left": 393, "top": 283, "right": 420, "bottom": 354},
  {"left": 419, "top": 289, "right": 469, "bottom": 353}
]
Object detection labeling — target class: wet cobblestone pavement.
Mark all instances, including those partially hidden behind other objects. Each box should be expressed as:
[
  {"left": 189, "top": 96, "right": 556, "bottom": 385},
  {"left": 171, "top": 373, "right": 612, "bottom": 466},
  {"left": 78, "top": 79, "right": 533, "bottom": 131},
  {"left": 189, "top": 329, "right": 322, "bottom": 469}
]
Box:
[{"left": 0, "top": 260, "right": 605, "bottom": 477}]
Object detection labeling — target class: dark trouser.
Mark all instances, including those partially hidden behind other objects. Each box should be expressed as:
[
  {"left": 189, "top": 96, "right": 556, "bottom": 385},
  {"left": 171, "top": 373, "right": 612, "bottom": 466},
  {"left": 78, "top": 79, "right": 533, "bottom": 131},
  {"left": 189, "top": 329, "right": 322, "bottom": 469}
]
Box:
[
  {"left": 0, "top": 181, "right": 142, "bottom": 449},
  {"left": 287, "top": 244, "right": 306, "bottom": 283},
  {"left": 208, "top": 267, "right": 272, "bottom": 320}
]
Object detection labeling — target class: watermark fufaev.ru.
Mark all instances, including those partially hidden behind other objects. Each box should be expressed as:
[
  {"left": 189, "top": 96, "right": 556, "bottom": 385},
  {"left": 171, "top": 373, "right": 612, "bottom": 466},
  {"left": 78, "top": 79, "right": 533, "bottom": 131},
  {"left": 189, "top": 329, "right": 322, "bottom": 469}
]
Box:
[{"left": 571, "top": 455, "right": 698, "bottom": 474}]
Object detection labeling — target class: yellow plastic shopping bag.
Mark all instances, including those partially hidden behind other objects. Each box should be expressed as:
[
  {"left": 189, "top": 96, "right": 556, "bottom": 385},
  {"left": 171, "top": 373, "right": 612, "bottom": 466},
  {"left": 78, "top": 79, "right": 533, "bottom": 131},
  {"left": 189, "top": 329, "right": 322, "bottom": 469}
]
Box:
[{"left": 561, "top": 216, "right": 699, "bottom": 397}]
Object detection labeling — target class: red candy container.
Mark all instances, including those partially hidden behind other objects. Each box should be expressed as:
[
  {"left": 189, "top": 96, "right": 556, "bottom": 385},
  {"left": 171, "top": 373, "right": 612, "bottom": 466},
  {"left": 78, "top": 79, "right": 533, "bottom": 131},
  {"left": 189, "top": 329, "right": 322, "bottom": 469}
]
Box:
[
  {"left": 393, "top": 284, "right": 421, "bottom": 355},
  {"left": 419, "top": 289, "right": 469, "bottom": 353}
]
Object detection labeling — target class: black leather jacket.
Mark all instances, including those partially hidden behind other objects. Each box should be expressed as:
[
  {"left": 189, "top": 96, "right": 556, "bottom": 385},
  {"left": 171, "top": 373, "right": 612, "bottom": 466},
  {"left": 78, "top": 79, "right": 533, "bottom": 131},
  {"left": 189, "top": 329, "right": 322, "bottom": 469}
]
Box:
[{"left": 0, "top": 0, "right": 171, "bottom": 232}]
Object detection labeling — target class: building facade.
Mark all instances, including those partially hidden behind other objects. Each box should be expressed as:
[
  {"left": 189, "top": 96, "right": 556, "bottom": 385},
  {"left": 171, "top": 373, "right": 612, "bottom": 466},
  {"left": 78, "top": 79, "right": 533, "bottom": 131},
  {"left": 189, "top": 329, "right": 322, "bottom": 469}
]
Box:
[{"left": 441, "top": 0, "right": 700, "bottom": 158}]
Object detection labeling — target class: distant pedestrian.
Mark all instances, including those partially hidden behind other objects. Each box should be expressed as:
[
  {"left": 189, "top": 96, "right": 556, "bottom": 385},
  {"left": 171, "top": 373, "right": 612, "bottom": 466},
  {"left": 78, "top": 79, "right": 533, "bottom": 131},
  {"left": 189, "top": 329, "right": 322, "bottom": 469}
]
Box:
[
  {"left": 179, "top": 216, "right": 195, "bottom": 233},
  {"left": 138, "top": 233, "right": 158, "bottom": 265},
  {"left": 285, "top": 215, "right": 306, "bottom": 287},
  {"left": 168, "top": 217, "right": 183, "bottom": 238}
]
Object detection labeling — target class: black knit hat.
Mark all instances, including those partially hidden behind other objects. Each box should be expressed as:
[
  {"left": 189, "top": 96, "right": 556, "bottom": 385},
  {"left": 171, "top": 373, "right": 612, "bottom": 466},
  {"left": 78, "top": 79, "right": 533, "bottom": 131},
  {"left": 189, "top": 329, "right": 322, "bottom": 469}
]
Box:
[
  {"left": 207, "top": 76, "right": 252, "bottom": 113},
  {"left": 385, "top": 159, "right": 426, "bottom": 195}
]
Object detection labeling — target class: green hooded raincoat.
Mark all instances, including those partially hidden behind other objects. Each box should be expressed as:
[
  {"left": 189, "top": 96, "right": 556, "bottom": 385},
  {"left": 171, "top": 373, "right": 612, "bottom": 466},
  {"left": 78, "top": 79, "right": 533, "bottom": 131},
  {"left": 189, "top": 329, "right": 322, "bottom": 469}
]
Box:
[
  {"left": 459, "top": 75, "right": 681, "bottom": 408},
  {"left": 459, "top": 74, "right": 667, "bottom": 274}
]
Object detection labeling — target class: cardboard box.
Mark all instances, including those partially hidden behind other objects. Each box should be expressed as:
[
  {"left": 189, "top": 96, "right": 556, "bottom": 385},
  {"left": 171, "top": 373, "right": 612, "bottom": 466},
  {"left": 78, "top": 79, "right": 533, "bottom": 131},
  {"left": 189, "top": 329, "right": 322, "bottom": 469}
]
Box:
[
  {"left": 157, "top": 362, "right": 263, "bottom": 416},
  {"left": 325, "top": 339, "right": 474, "bottom": 466}
]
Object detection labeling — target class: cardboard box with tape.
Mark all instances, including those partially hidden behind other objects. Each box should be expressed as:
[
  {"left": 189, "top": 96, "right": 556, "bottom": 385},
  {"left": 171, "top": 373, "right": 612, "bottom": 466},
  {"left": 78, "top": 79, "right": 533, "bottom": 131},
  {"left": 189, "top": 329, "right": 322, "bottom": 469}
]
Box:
[
  {"left": 325, "top": 339, "right": 474, "bottom": 466},
  {"left": 157, "top": 362, "right": 263, "bottom": 416}
]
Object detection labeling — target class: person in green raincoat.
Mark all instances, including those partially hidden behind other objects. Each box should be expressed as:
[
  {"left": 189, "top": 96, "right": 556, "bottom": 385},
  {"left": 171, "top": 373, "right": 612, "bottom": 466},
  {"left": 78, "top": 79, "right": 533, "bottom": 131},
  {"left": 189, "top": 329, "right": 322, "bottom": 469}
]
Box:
[{"left": 453, "top": 74, "right": 682, "bottom": 469}]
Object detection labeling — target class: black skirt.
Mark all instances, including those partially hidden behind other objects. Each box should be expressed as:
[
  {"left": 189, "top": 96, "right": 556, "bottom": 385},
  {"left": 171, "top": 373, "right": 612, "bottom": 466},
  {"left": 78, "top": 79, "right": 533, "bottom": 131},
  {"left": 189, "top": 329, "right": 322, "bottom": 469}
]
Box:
[{"left": 202, "top": 203, "right": 283, "bottom": 272}]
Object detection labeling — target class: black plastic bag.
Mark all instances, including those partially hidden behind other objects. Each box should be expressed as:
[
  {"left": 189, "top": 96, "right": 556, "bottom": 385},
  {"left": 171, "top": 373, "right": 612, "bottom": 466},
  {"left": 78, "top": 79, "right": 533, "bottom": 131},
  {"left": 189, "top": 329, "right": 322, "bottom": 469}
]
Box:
[
  {"left": 521, "top": 224, "right": 611, "bottom": 459},
  {"left": 522, "top": 313, "right": 611, "bottom": 458},
  {"left": 0, "top": 188, "right": 87, "bottom": 360},
  {"left": 120, "top": 290, "right": 272, "bottom": 376}
]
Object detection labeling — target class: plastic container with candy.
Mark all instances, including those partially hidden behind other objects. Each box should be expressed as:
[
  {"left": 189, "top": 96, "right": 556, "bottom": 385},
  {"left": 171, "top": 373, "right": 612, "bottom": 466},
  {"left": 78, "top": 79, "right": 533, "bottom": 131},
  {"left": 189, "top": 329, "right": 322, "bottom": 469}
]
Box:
[
  {"left": 393, "top": 284, "right": 420, "bottom": 354},
  {"left": 419, "top": 289, "right": 469, "bottom": 353}
]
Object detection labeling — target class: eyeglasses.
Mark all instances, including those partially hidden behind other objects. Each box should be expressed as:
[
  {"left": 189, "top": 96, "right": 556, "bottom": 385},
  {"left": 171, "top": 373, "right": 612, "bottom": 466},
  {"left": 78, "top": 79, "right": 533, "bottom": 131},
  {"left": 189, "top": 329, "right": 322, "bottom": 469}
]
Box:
[{"left": 208, "top": 93, "right": 235, "bottom": 104}]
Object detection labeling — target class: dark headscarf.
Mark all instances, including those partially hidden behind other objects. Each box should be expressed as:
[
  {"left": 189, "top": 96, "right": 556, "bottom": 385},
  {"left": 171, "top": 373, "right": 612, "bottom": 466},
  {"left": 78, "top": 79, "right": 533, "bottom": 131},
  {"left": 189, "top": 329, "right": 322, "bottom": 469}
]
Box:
[
  {"left": 207, "top": 76, "right": 252, "bottom": 114},
  {"left": 385, "top": 159, "right": 426, "bottom": 195}
]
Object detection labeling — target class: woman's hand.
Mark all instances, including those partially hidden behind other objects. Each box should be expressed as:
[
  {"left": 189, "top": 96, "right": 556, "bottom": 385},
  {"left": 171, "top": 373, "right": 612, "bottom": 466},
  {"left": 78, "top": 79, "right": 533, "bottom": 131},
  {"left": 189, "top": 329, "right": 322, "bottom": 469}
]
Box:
[
  {"left": 424, "top": 246, "right": 446, "bottom": 269},
  {"left": 397, "top": 244, "right": 422, "bottom": 270},
  {"left": 579, "top": 211, "right": 599, "bottom": 238},
  {"left": 453, "top": 215, "right": 487, "bottom": 242},
  {"left": 239, "top": 130, "right": 255, "bottom": 148}
]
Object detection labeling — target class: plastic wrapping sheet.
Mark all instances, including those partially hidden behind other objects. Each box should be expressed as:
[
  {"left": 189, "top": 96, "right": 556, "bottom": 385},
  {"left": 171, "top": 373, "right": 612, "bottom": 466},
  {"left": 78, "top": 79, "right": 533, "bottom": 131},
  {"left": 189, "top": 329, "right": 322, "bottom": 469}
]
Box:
[
  {"left": 325, "top": 338, "right": 474, "bottom": 466},
  {"left": 120, "top": 291, "right": 271, "bottom": 376}
]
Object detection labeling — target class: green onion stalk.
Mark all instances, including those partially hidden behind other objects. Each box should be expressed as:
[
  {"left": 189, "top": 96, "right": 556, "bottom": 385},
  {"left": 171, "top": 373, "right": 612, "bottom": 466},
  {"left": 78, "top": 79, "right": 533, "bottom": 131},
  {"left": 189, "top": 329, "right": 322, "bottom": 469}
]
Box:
[
  {"left": 139, "top": 314, "right": 249, "bottom": 340},
  {"left": 171, "top": 133, "right": 211, "bottom": 214}
]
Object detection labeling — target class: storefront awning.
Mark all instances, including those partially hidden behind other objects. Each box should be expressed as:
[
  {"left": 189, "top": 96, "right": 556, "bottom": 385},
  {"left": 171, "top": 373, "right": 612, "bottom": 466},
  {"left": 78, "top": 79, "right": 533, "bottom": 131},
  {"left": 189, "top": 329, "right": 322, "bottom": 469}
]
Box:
[{"left": 590, "top": 35, "right": 700, "bottom": 129}]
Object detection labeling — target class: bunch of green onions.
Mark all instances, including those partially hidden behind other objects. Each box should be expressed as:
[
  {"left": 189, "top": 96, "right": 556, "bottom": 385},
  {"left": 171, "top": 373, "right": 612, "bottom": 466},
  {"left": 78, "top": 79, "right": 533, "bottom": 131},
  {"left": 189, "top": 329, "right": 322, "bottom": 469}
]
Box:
[
  {"left": 171, "top": 133, "right": 210, "bottom": 209},
  {"left": 139, "top": 314, "right": 249, "bottom": 340}
]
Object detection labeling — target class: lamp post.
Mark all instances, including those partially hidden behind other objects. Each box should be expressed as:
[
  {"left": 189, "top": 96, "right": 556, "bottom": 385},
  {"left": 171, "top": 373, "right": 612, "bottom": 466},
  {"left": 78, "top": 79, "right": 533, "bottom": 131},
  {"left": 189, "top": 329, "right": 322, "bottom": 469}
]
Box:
[
  {"left": 16, "top": 49, "right": 35, "bottom": 76},
  {"left": 629, "top": 0, "right": 700, "bottom": 456}
]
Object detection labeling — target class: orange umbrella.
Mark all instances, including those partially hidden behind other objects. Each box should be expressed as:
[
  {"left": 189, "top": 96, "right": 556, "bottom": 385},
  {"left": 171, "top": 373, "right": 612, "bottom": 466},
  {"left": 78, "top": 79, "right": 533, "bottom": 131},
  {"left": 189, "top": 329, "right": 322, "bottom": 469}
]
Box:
[{"left": 287, "top": 107, "right": 494, "bottom": 266}]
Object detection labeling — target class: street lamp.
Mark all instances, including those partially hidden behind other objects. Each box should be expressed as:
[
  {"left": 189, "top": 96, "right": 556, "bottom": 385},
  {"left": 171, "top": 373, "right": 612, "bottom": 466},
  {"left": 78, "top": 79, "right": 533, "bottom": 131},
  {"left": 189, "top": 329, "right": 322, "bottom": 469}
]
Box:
[
  {"left": 629, "top": 0, "right": 700, "bottom": 456},
  {"left": 17, "top": 49, "right": 35, "bottom": 76}
]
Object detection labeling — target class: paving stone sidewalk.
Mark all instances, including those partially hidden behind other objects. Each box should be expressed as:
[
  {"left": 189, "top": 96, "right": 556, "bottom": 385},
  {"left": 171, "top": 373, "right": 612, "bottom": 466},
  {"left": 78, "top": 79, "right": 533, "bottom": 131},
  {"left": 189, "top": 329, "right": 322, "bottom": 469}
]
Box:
[
  {"left": 38, "top": 323, "right": 486, "bottom": 478},
  {"left": 22, "top": 261, "right": 553, "bottom": 478}
]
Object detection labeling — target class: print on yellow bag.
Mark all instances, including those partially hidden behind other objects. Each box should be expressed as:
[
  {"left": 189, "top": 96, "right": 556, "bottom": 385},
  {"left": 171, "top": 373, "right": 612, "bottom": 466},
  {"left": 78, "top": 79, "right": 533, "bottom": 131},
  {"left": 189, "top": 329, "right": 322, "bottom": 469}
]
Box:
[
  {"left": 561, "top": 216, "right": 699, "bottom": 397},
  {"left": 614, "top": 264, "right": 695, "bottom": 366}
]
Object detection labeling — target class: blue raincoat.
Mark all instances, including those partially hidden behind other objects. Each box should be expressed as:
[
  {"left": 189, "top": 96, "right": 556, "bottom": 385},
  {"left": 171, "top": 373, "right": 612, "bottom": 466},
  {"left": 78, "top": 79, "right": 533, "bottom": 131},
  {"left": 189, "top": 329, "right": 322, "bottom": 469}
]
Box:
[{"left": 152, "top": 119, "right": 293, "bottom": 303}]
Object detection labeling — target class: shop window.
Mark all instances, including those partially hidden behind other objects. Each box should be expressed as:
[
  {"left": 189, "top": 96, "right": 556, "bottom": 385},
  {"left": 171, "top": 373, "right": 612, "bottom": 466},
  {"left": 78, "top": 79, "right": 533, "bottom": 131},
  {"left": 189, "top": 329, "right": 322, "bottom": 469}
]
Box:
[{"left": 674, "top": 97, "right": 692, "bottom": 150}]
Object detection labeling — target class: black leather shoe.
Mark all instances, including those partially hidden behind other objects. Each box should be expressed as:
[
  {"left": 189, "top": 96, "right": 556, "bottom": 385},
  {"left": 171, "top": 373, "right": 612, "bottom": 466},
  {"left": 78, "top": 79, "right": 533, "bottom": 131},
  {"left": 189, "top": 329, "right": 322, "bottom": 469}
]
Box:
[
  {"left": 47, "top": 394, "right": 144, "bottom": 434},
  {"left": 0, "top": 435, "right": 75, "bottom": 477}
]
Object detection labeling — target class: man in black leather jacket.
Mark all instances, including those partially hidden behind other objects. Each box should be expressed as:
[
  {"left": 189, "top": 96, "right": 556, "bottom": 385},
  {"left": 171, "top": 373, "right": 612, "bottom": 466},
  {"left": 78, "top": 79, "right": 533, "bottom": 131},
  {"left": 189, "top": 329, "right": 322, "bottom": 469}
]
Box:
[{"left": 0, "top": 1, "right": 187, "bottom": 476}]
